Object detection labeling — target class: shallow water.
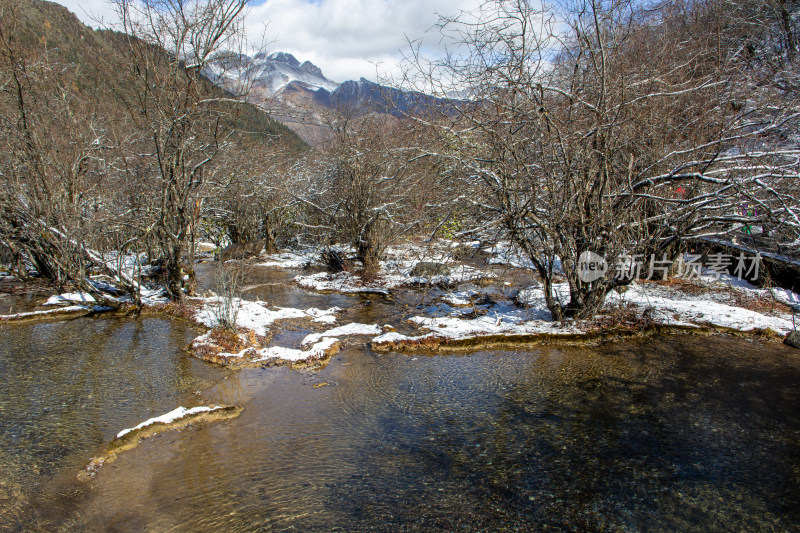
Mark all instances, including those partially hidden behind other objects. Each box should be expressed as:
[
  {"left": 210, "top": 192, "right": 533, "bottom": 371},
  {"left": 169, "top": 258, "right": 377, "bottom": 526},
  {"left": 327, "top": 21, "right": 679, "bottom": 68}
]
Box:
[
  {"left": 30, "top": 335, "right": 800, "bottom": 532},
  {"left": 3, "top": 267, "right": 800, "bottom": 532},
  {"left": 0, "top": 317, "right": 225, "bottom": 530}
]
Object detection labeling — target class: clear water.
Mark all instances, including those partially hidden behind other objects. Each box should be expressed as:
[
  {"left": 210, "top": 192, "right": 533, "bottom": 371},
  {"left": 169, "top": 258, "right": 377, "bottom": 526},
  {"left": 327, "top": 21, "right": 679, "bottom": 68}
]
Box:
[
  {"left": 0, "top": 317, "right": 225, "bottom": 530},
  {"left": 2, "top": 268, "right": 800, "bottom": 532},
  {"left": 23, "top": 335, "right": 800, "bottom": 532}
]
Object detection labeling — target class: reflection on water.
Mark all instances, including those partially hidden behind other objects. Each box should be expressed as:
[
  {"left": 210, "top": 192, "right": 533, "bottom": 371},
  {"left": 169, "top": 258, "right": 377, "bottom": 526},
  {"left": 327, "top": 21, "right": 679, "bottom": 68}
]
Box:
[
  {"left": 0, "top": 318, "right": 225, "bottom": 530},
  {"left": 48, "top": 335, "right": 800, "bottom": 532},
  {"left": 0, "top": 292, "right": 38, "bottom": 314}
]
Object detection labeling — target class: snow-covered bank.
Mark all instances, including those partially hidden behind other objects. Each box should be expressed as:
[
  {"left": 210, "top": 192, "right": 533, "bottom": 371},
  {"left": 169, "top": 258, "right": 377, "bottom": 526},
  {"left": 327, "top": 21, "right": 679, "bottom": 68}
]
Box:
[
  {"left": 0, "top": 284, "right": 167, "bottom": 323},
  {"left": 80, "top": 405, "right": 242, "bottom": 481},
  {"left": 283, "top": 240, "right": 495, "bottom": 295},
  {"left": 254, "top": 337, "right": 342, "bottom": 364},
  {"left": 371, "top": 280, "right": 798, "bottom": 352},
  {"left": 256, "top": 250, "right": 320, "bottom": 269},
  {"left": 188, "top": 296, "right": 386, "bottom": 366},
  {"left": 301, "top": 323, "right": 383, "bottom": 346},
  {"left": 193, "top": 297, "right": 339, "bottom": 336},
  {"left": 189, "top": 317, "right": 385, "bottom": 367},
  {"left": 0, "top": 305, "right": 98, "bottom": 323},
  {"left": 191, "top": 244, "right": 800, "bottom": 364},
  {"left": 115, "top": 406, "right": 230, "bottom": 438},
  {"left": 295, "top": 264, "right": 493, "bottom": 295},
  {"left": 44, "top": 292, "right": 96, "bottom": 305}
]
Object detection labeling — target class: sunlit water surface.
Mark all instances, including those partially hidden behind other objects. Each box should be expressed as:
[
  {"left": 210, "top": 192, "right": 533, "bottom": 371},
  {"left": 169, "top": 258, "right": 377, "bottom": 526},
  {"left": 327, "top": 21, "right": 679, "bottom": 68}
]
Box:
[
  {"left": 0, "top": 317, "right": 225, "bottom": 530},
  {"left": 1, "top": 272, "right": 799, "bottom": 532},
  {"left": 30, "top": 336, "right": 800, "bottom": 531}
]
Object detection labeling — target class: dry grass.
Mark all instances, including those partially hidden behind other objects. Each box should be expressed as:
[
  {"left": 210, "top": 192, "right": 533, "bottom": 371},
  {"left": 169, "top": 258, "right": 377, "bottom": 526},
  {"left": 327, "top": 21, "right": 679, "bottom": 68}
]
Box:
[
  {"left": 206, "top": 326, "right": 261, "bottom": 353},
  {"left": 730, "top": 291, "right": 792, "bottom": 314},
  {"left": 592, "top": 302, "right": 654, "bottom": 329},
  {"left": 148, "top": 300, "right": 197, "bottom": 320},
  {"left": 649, "top": 276, "right": 712, "bottom": 295}
]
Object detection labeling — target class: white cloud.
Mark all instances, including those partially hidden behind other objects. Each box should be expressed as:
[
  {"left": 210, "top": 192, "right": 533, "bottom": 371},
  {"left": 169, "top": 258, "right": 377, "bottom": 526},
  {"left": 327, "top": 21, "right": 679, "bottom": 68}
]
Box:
[{"left": 52, "top": 0, "right": 480, "bottom": 82}]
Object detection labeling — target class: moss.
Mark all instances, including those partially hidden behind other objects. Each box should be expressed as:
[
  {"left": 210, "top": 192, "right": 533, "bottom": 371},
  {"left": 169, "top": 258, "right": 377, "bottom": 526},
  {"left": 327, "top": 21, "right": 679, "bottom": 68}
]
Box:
[{"left": 370, "top": 325, "right": 784, "bottom": 354}]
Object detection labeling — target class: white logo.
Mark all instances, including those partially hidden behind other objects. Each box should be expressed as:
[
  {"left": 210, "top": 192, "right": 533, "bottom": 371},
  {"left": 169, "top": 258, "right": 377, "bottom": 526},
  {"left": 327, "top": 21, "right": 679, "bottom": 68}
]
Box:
[{"left": 578, "top": 251, "right": 608, "bottom": 283}]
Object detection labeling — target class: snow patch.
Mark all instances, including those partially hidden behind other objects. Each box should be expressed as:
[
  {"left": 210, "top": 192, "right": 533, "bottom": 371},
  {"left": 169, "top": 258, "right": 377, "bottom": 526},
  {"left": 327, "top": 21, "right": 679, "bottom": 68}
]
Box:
[
  {"left": 194, "top": 298, "right": 340, "bottom": 335},
  {"left": 44, "top": 292, "right": 96, "bottom": 306},
  {"left": 256, "top": 250, "right": 319, "bottom": 269},
  {"left": 254, "top": 337, "right": 340, "bottom": 363},
  {"left": 116, "top": 406, "right": 227, "bottom": 439},
  {"left": 301, "top": 323, "right": 382, "bottom": 346},
  {"left": 0, "top": 305, "right": 92, "bottom": 320}
]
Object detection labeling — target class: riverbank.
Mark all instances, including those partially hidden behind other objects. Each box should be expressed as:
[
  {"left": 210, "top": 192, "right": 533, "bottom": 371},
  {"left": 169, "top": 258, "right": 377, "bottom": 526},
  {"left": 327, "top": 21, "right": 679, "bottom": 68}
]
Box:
[
  {"left": 2, "top": 243, "right": 798, "bottom": 370},
  {"left": 188, "top": 246, "right": 800, "bottom": 362}
]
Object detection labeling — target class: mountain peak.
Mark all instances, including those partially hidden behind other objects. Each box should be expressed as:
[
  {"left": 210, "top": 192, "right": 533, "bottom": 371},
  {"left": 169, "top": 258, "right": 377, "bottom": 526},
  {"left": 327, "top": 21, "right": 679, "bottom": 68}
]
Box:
[
  {"left": 299, "top": 60, "right": 324, "bottom": 78},
  {"left": 267, "top": 51, "right": 300, "bottom": 68},
  {"left": 209, "top": 51, "right": 339, "bottom": 96}
]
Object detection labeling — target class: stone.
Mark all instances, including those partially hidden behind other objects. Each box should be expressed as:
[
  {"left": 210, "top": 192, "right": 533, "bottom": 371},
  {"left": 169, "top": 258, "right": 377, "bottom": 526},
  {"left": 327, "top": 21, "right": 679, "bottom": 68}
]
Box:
[
  {"left": 410, "top": 262, "right": 450, "bottom": 277},
  {"left": 784, "top": 330, "right": 800, "bottom": 349}
]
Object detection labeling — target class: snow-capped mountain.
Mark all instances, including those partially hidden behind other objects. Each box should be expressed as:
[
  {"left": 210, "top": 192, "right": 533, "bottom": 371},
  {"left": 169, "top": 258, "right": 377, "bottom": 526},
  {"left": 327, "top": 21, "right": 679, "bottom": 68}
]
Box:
[
  {"left": 204, "top": 51, "right": 455, "bottom": 146},
  {"left": 206, "top": 51, "right": 339, "bottom": 97},
  {"left": 254, "top": 51, "right": 339, "bottom": 94}
]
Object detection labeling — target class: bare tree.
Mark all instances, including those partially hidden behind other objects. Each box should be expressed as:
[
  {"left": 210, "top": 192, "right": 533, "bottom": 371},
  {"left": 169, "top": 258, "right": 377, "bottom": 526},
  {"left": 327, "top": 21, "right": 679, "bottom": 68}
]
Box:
[
  {"left": 0, "top": 0, "right": 123, "bottom": 300},
  {"left": 204, "top": 142, "right": 294, "bottom": 252},
  {"left": 292, "top": 107, "right": 439, "bottom": 275},
  {"left": 110, "top": 0, "right": 253, "bottom": 299},
  {"left": 404, "top": 0, "right": 800, "bottom": 319}
]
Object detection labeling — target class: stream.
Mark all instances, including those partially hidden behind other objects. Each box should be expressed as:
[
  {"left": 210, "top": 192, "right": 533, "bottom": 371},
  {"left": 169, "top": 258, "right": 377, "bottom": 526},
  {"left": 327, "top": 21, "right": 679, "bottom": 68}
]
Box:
[{"left": 1, "top": 265, "right": 799, "bottom": 531}]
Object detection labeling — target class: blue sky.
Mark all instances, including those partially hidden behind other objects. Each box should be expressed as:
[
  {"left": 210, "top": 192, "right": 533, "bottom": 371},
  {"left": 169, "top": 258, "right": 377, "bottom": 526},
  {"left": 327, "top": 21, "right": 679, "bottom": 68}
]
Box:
[{"left": 52, "top": 0, "right": 481, "bottom": 82}]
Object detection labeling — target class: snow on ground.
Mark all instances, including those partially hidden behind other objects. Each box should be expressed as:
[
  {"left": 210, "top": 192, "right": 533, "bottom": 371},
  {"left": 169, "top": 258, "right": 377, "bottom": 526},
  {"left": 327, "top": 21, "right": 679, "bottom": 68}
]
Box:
[
  {"left": 290, "top": 240, "right": 495, "bottom": 295},
  {"left": 0, "top": 305, "right": 92, "bottom": 321},
  {"left": 295, "top": 264, "right": 492, "bottom": 295},
  {"left": 253, "top": 337, "right": 340, "bottom": 363},
  {"left": 769, "top": 288, "right": 800, "bottom": 311},
  {"left": 116, "top": 406, "right": 228, "bottom": 439},
  {"left": 122, "top": 286, "right": 170, "bottom": 306},
  {"left": 441, "top": 290, "right": 480, "bottom": 307},
  {"left": 409, "top": 302, "right": 577, "bottom": 338},
  {"left": 484, "top": 242, "right": 536, "bottom": 269},
  {"left": 295, "top": 272, "right": 392, "bottom": 295},
  {"left": 517, "top": 279, "right": 796, "bottom": 334},
  {"left": 196, "top": 242, "right": 218, "bottom": 252},
  {"left": 694, "top": 270, "right": 800, "bottom": 312},
  {"left": 301, "top": 323, "right": 383, "bottom": 346},
  {"left": 44, "top": 292, "right": 97, "bottom": 305},
  {"left": 699, "top": 236, "right": 800, "bottom": 268},
  {"left": 193, "top": 297, "right": 340, "bottom": 336},
  {"left": 41, "top": 288, "right": 167, "bottom": 307},
  {"left": 483, "top": 242, "right": 566, "bottom": 273},
  {"left": 188, "top": 297, "right": 349, "bottom": 364},
  {"left": 372, "top": 279, "right": 798, "bottom": 350},
  {"left": 256, "top": 250, "right": 320, "bottom": 269},
  {"left": 605, "top": 283, "right": 795, "bottom": 333}
]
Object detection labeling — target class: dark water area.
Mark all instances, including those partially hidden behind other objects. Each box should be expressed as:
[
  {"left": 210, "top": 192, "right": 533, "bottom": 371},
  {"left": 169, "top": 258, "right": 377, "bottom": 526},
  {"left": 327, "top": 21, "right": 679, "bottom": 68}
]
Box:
[
  {"left": 0, "top": 291, "right": 40, "bottom": 315},
  {"left": 25, "top": 335, "right": 800, "bottom": 532}
]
